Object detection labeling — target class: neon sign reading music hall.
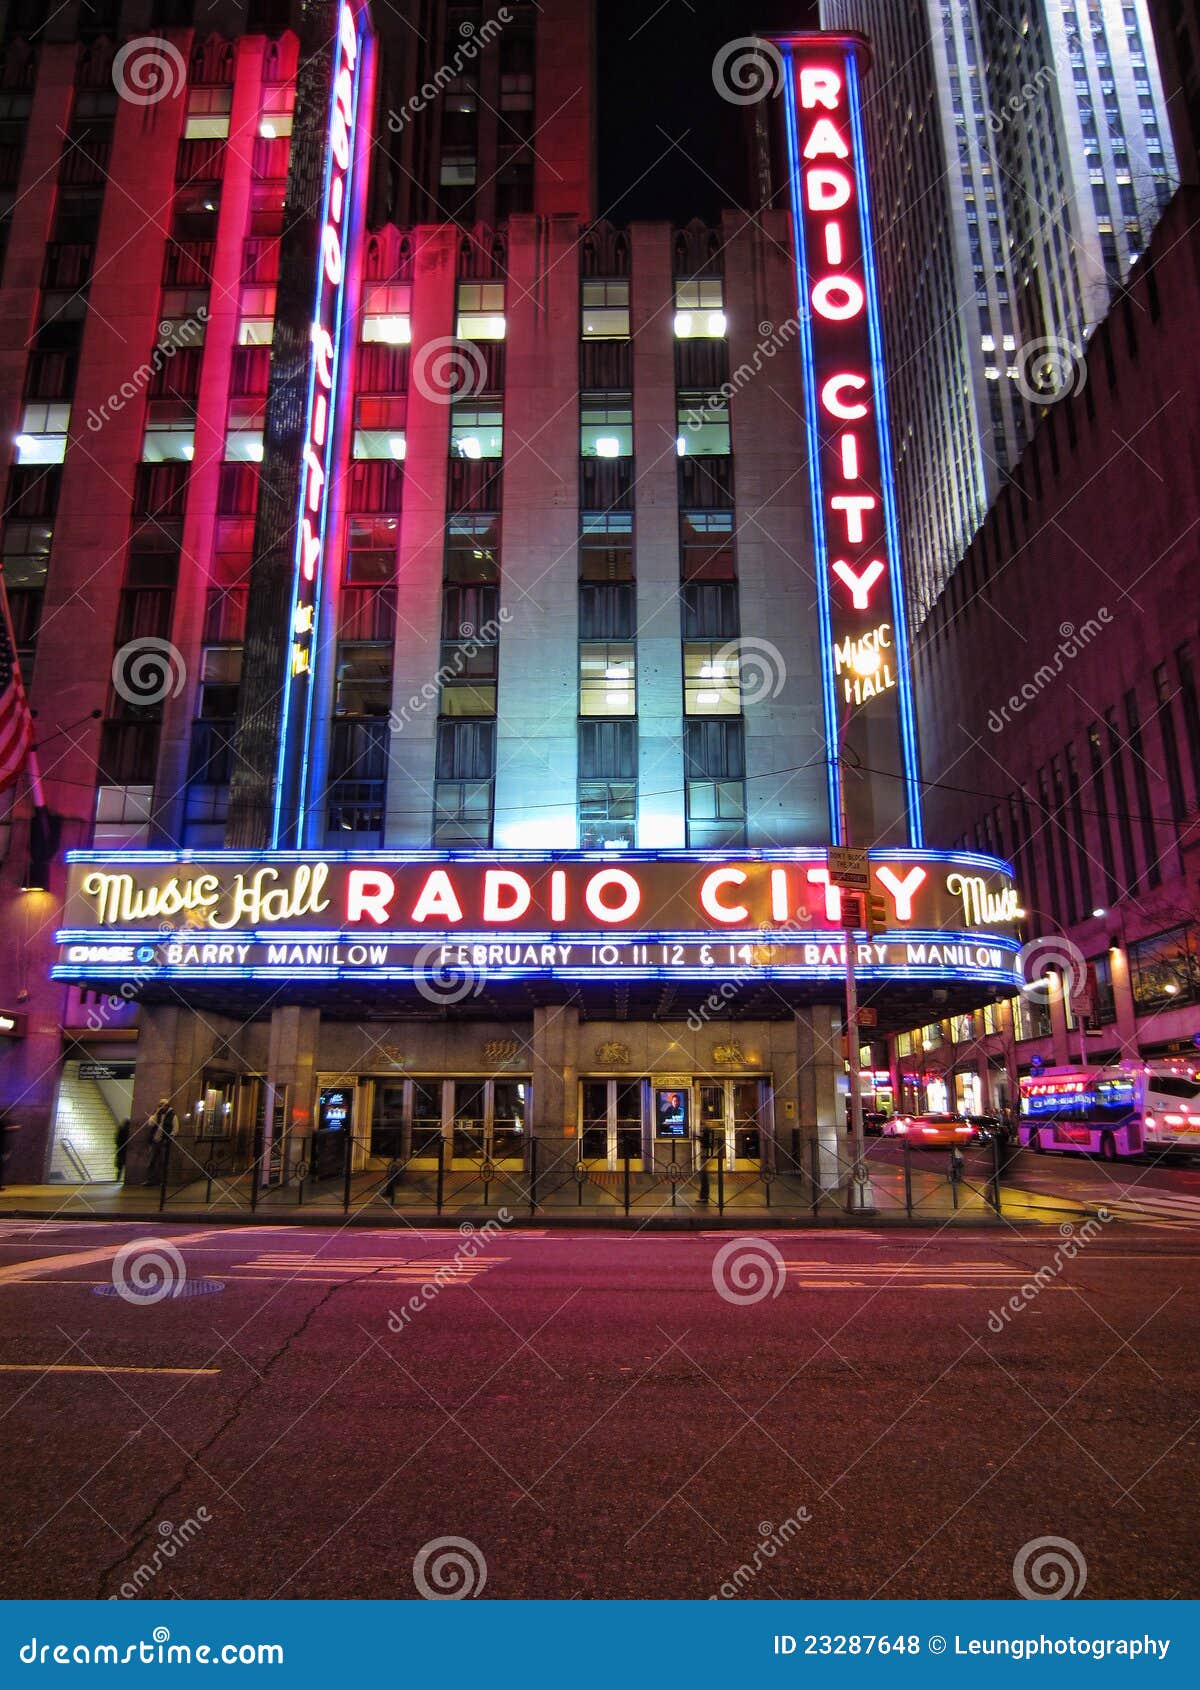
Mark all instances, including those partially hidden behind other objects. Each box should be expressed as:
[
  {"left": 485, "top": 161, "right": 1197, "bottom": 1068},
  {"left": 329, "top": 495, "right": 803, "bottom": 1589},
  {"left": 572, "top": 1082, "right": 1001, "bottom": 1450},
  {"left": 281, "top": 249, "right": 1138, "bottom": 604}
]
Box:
[{"left": 777, "top": 32, "right": 922, "bottom": 848}]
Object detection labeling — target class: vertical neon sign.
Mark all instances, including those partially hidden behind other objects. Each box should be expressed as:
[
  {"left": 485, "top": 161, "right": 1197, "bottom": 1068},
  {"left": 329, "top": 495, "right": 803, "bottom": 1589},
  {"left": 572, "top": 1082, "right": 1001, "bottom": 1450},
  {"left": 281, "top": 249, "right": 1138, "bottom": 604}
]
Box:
[
  {"left": 272, "top": 0, "right": 372, "bottom": 846},
  {"left": 776, "top": 33, "right": 923, "bottom": 849}
]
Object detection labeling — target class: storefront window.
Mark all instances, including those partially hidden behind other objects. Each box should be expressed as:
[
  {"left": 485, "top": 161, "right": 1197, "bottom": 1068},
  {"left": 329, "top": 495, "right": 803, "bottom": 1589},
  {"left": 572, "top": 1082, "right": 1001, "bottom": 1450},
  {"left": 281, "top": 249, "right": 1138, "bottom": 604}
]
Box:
[
  {"left": 1129, "top": 925, "right": 1200, "bottom": 1012},
  {"left": 1013, "top": 995, "right": 1052, "bottom": 1040}
]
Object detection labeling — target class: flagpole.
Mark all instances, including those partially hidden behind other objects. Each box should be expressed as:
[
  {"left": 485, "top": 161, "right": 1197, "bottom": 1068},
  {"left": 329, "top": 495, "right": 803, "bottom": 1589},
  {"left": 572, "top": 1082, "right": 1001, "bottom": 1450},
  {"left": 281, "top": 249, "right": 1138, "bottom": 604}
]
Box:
[{"left": 0, "top": 565, "right": 44, "bottom": 811}]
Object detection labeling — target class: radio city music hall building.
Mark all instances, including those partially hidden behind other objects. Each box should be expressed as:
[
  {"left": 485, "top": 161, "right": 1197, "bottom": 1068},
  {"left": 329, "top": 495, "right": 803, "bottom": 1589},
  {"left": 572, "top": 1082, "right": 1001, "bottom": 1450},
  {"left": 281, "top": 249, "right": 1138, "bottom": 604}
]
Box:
[{"left": 0, "top": 3, "right": 1024, "bottom": 1189}]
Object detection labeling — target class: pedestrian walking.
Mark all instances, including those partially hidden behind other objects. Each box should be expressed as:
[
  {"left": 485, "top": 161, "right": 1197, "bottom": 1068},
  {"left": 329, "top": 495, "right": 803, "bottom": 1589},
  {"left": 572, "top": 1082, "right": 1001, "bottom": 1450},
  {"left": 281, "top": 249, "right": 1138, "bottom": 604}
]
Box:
[
  {"left": 383, "top": 1156, "right": 404, "bottom": 1202},
  {"left": 145, "top": 1097, "right": 178, "bottom": 1187},
  {"left": 114, "top": 1117, "right": 131, "bottom": 1182},
  {"left": 0, "top": 1108, "right": 20, "bottom": 1192}
]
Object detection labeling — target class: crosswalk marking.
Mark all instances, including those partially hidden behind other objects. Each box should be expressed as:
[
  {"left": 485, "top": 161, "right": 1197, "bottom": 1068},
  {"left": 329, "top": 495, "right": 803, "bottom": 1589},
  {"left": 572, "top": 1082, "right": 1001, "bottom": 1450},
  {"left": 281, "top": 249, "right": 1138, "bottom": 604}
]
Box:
[{"left": 225, "top": 1253, "right": 505, "bottom": 1284}]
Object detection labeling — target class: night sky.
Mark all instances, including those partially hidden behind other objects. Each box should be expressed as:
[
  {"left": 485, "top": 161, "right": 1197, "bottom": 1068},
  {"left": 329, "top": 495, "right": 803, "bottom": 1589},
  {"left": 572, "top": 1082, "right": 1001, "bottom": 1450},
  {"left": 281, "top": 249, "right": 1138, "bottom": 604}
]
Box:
[{"left": 596, "top": 0, "right": 821, "bottom": 222}]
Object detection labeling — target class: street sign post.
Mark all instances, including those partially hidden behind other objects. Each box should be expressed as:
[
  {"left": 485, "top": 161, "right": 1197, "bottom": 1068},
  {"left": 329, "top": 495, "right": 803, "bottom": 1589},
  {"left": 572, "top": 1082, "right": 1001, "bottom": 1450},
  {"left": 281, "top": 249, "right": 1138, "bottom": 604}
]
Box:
[{"left": 827, "top": 846, "right": 870, "bottom": 890}]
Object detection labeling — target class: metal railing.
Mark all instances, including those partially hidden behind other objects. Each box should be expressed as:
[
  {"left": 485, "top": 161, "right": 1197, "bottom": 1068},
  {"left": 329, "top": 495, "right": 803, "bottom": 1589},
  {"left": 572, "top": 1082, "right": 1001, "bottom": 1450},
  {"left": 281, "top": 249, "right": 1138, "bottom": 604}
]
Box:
[{"left": 144, "top": 1128, "right": 1054, "bottom": 1223}]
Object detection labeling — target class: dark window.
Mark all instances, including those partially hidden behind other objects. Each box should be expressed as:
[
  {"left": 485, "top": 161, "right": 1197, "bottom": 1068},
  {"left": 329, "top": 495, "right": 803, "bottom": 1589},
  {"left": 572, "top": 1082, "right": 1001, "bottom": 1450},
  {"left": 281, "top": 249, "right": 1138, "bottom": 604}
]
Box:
[
  {"left": 1125, "top": 688, "right": 1160, "bottom": 888},
  {"left": 1086, "top": 725, "right": 1118, "bottom": 905},
  {"left": 681, "top": 580, "right": 739, "bottom": 639},
  {"left": 579, "top": 580, "right": 634, "bottom": 639}
]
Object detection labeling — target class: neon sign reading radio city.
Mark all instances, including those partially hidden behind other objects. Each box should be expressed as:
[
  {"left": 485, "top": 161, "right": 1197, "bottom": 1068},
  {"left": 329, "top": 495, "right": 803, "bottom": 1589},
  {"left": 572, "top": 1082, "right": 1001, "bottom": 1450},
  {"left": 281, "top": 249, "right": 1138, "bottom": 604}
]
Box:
[
  {"left": 275, "top": 0, "right": 369, "bottom": 847},
  {"left": 55, "top": 850, "right": 1024, "bottom": 990},
  {"left": 780, "top": 34, "right": 922, "bottom": 843},
  {"left": 290, "top": 1, "right": 361, "bottom": 688}
]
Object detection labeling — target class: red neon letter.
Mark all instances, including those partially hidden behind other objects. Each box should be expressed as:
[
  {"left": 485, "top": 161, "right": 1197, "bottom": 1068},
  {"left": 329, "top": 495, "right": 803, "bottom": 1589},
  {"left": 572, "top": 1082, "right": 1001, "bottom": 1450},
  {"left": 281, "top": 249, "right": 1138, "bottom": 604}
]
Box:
[
  {"left": 803, "top": 117, "right": 850, "bottom": 161},
  {"left": 347, "top": 870, "right": 394, "bottom": 925},
  {"left": 483, "top": 870, "right": 532, "bottom": 924},
  {"left": 770, "top": 867, "right": 790, "bottom": 923},
  {"left": 806, "top": 868, "right": 842, "bottom": 923},
  {"left": 832, "top": 559, "right": 886, "bottom": 609},
  {"left": 812, "top": 275, "right": 864, "bottom": 321},
  {"left": 584, "top": 869, "right": 641, "bottom": 924},
  {"left": 700, "top": 868, "right": 749, "bottom": 925},
  {"left": 830, "top": 494, "right": 878, "bottom": 544},
  {"left": 821, "top": 374, "right": 868, "bottom": 419},
  {"left": 805, "top": 167, "right": 851, "bottom": 211},
  {"left": 410, "top": 870, "right": 464, "bottom": 924},
  {"left": 876, "top": 865, "right": 927, "bottom": 921},
  {"left": 839, "top": 434, "right": 860, "bottom": 478},
  {"left": 799, "top": 66, "right": 841, "bottom": 110}
]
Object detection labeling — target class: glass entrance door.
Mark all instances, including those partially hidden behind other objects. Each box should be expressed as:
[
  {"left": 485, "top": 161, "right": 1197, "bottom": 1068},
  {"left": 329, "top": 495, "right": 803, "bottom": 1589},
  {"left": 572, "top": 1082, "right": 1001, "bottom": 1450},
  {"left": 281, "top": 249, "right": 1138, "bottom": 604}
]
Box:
[
  {"left": 578, "top": 1079, "right": 646, "bottom": 1168},
  {"left": 699, "top": 1079, "right": 766, "bottom": 1170}
]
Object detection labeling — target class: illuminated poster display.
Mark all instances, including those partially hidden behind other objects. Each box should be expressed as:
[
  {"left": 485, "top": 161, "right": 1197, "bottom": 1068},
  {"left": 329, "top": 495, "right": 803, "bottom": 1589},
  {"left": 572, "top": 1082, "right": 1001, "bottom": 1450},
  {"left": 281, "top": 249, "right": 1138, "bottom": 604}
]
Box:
[
  {"left": 777, "top": 33, "right": 922, "bottom": 848},
  {"left": 54, "top": 849, "right": 1022, "bottom": 989}
]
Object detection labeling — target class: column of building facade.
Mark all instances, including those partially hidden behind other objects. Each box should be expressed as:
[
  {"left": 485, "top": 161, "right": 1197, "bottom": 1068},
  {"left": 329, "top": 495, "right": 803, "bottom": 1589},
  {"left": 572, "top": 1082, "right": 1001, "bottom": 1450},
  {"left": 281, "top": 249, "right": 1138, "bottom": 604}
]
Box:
[
  {"left": 155, "top": 34, "right": 273, "bottom": 844},
  {"left": 384, "top": 224, "right": 456, "bottom": 844},
  {"left": 491, "top": 212, "right": 580, "bottom": 846},
  {"left": 629, "top": 222, "right": 684, "bottom": 846}
]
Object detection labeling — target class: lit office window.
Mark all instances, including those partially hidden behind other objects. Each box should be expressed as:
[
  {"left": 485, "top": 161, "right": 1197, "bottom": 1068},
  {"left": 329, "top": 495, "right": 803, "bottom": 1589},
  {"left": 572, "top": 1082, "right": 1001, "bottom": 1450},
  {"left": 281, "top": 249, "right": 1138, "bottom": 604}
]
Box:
[
  {"left": 580, "top": 642, "right": 636, "bottom": 716},
  {"left": 677, "top": 393, "right": 730, "bottom": 455},
  {"left": 450, "top": 405, "right": 503, "bottom": 459},
  {"left": 581, "top": 279, "right": 630, "bottom": 339},
  {"left": 455, "top": 280, "right": 505, "bottom": 340},
  {"left": 159, "top": 288, "right": 209, "bottom": 347},
  {"left": 441, "top": 149, "right": 477, "bottom": 187},
  {"left": 258, "top": 86, "right": 294, "bottom": 139},
  {"left": 581, "top": 398, "right": 632, "bottom": 458},
  {"left": 361, "top": 283, "right": 412, "bottom": 345},
  {"left": 183, "top": 86, "right": 231, "bottom": 140},
  {"left": 674, "top": 278, "right": 726, "bottom": 338},
  {"left": 353, "top": 397, "right": 407, "bottom": 460},
  {"left": 15, "top": 403, "right": 70, "bottom": 464},
  {"left": 142, "top": 402, "right": 195, "bottom": 463},
  {"left": 683, "top": 642, "right": 740, "bottom": 714},
  {"left": 237, "top": 285, "right": 276, "bottom": 346}
]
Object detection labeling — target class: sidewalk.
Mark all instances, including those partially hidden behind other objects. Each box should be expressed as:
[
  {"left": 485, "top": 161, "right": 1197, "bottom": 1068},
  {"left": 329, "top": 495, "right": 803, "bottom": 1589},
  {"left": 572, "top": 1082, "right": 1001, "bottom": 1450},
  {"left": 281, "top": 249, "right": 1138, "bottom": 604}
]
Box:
[{"left": 0, "top": 1177, "right": 1094, "bottom": 1229}]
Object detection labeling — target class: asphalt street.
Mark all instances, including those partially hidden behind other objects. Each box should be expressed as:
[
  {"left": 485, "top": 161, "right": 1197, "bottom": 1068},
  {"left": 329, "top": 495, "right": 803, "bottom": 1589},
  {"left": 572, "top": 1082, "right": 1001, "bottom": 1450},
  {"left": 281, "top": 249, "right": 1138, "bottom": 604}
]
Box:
[{"left": 0, "top": 1215, "right": 1197, "bottom": 1601}]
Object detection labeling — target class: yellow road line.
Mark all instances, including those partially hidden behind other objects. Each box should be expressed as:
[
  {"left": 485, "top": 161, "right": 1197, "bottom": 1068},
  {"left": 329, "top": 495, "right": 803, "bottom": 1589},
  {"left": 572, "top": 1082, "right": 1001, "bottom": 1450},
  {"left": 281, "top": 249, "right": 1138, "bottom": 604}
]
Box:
[{"left": 0, "top": 1363, "right": 220, "bottom": 1375}]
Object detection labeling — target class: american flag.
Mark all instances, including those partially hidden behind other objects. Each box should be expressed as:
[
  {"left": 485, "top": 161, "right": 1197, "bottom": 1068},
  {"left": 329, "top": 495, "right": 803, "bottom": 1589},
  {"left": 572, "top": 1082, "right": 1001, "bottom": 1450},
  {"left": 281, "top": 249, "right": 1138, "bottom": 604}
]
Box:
[{"left": 0, "top": 571, "right": 35, "bottom": 794}]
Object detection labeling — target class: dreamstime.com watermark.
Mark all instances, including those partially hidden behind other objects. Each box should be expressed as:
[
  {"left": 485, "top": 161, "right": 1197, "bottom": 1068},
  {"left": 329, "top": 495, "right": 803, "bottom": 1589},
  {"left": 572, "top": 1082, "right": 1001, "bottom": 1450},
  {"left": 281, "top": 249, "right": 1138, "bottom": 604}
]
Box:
[
  {"left": 987, "top": 1215, "right": 1112, "bottom": 1332},
  {"left": 688, "top": 911, "right": 812, "bottom": 1031},
  {"left": 986, "top": 64, "right": 1053, "bottom": 133},
  {"left": 111, "top": 637, "right": 187, "bottom": 707},
  {"left": 710, "top": 1507, "right": 812, "bottom": 1598},
  {"left": 109, "top": 1511, "right": 212, "bottom": 1600},
  {"left": 686, "top": 318, "right": 799, "bottom": 427},
  {"left": 1012, "top": 1535, "right": 1088, "bottom": 1600},
  {"left": 87, "top": 309, "right": 208, "bottom": 434},
  {"left": 987, "top": 612, "right": 1112, "bottom": 733},
  {"left": 388, "top": 609, "right": 512, "bottom": 732},
  {"left": 387, "top": 1216, "right": 511, "bottom": 1334},
  {"left": 18, "top": 1627, "right": 283, "bottom": 1666},
  {"left": 412, "top": 1536, "right": 488, "bottom": 1599},
  {"left": 83, "top": 922, "right": 176, "bottom": 1031},
  {"left": 388, "top": 11, "right": 512, "bottom": 132}
]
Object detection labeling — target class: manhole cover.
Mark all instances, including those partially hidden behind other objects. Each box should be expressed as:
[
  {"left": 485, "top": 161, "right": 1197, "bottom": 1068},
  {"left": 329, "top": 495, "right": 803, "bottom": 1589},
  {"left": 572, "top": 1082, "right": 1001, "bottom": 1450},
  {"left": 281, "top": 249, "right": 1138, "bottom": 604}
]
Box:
[{"left": 92, "top": 1279, "right": 226, "bottom": 1299}]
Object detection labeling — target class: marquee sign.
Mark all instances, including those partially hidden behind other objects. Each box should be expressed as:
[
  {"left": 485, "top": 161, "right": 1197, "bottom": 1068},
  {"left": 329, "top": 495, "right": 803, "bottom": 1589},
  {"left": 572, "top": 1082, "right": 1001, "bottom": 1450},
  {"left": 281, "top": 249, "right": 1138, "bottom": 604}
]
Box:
[
  {"left": 776, "top": 32, "right": 922, "bottom": 848},
  {"left": 53, "top": 849, "right": 1022, "bottom": 989}
]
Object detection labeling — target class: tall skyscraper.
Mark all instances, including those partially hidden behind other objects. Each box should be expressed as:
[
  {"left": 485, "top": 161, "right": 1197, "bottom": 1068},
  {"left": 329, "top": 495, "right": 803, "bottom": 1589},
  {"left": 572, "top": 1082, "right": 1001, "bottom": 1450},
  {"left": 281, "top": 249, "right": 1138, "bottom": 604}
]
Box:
[{"left": 819, "top": 0, "right": 1178, "bottom": 623}]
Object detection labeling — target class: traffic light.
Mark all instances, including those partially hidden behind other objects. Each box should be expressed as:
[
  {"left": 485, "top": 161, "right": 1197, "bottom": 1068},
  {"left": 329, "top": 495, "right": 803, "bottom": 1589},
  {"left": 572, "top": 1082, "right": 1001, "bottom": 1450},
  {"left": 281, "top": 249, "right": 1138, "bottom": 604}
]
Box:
[
  {"left": 866, "top": 891, "right": 888, "bottom": 935},
  {"left": 841, "top": 892, "right": 865, "bottom": 929}
]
